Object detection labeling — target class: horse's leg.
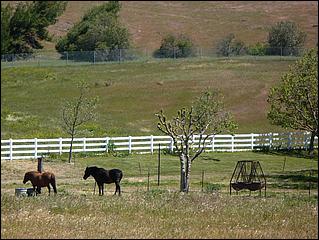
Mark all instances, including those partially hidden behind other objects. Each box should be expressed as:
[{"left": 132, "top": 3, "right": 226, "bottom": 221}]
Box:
[
  {"left": 101, "top": 184, "right": 104, "bottom": 196},
  {"left": 98, "top": 184, "right": 102, "bottom": 196},
  {"left": 114, "top": 181, "right": 121, "bottom": 195},
  {"left": 51, "top": 181, "right": 57, "bottom": 194},
  {"left": 47, "top": 185, "right": 51, "bottom": 196},
  {"left": 33, "top": 185, "right": 37, "bottom": 196},
  {"left": 117, "top": 182, "right": 121, "bottom": 196}
]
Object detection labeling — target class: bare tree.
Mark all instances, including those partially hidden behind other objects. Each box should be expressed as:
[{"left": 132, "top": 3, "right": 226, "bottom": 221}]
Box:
[
  {"left": 61, "top": 80, "right": 98, "bottom": 163},
  {"left": 156, "top": 90, "right": 237, "bottom": 192}
]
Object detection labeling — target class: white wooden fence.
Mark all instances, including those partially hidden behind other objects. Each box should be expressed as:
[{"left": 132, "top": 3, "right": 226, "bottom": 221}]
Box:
[{"left": 1, "top": 132, "right": 317, "bottom": 160}]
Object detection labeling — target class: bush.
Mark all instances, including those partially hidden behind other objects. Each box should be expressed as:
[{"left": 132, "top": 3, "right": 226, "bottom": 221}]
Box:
[
  {"left": 205, "top": 183, "right": 222, "bottom": 193},
  {"left": 216, "top": 33, "right": 246, "bottom": 56},
  {"left": 153, "top": 34, "right": 195, "bottom": 58},
  {"left": 248, "top": 42, "right": 268, "bottom": 56},
  {"left": 267, "top": 21, "right": 306, "bottom": 56}
]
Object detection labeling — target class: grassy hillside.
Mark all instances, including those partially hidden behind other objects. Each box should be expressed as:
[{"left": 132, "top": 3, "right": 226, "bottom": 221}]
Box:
[
  {"left": 3, "top": 1, "right": 318, "bottom": 51},
  {"left": 1, "top": 57, "right": 297, "bottom": 139}
]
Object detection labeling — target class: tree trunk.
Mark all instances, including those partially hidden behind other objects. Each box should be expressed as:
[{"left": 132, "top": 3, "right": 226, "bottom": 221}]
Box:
[
  {"left": 68, "top": 134, "right": 74, "bottom": 163},
  {"left": 308, "top": 131, "right": 316, "bottom": 157},
  {"left": 185, "top": 160, "right": 192, "bottom": 193},
  {"left": 180, "top": 153, "right": 188, "bottom": 192}
]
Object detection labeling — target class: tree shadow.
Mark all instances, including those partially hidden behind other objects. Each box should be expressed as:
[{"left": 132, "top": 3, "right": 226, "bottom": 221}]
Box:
[
  {"left": 266, "top": 169, "right": 318, "bottom": 190},
  {"left": 253, "top": 148, "right": 318, "bottom": 160},
  {"left": 200, "top": 156, "right": 221, "bottom": 161}
]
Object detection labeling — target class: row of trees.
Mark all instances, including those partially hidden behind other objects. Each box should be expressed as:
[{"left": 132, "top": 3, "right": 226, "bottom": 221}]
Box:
[
  {"left": 1, "top": 1, "right": 309, "bottom": 60},
  {"left": 64, "top": 49, "right": 317, "bottom": 192},
  {"left": 216, "top": 21, "right": 307, "bottom": 57}
]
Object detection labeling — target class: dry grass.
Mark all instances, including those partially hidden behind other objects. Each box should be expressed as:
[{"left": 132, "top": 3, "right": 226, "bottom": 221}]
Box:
[
  {"left": 3, "top": 1, "right": 317, "bottom": 51},
  {"left": 1, "top": 152, "right": 318, "bottom": 239},
  {"left": 1, "top": 191, "right": 317, "bottom": 239}
]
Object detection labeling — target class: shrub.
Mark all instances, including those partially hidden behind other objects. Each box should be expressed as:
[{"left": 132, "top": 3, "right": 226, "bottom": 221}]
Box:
[
  {"left": 248, "top": 42, "right": 268, "bottom": 56},
  {"left": 153, "top": 34, "right": 195, "bottom": 58},
  {"left": 216, "top": 33, "right": 246, "bottom": 56},
  {"left": 267, "top": 20, "right": 306, "bottom": 56}
]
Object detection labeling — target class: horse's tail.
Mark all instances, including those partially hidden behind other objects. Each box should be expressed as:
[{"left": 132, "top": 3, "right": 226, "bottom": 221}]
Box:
[
  {"left": 119, "top": 170, "right": 123, "bottom": 182},
  {"left": 51, "top": 173, "right": 57, "bottom": 194}
]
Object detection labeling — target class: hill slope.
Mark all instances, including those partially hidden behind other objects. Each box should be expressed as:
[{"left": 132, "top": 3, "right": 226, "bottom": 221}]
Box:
[
  {"left": 1, "top": 57, "right": 295, "bottom": 139},
  {"left": 4, "top": 1, "right": 318, "bottom": 51}
]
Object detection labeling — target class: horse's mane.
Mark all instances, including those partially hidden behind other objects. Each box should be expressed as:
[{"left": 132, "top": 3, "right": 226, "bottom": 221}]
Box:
[{"left": 88, "top": 166, "right": 105, "bottom": 171}]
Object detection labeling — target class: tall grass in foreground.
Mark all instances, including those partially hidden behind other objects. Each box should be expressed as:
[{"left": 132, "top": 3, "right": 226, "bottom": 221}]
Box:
[{"left": 1, "top": 191, "right": 317, "bottom": 239}]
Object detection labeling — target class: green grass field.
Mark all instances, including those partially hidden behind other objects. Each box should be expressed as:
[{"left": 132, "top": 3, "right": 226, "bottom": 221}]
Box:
[
  {"left": 1, "top": 151, "right": 318, "bottom": 238},
  {"left": 1, "top": 57, "right": 299, "bottom": 140}
]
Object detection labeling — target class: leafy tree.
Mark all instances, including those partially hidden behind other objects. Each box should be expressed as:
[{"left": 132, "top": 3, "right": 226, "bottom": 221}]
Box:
[
  {"left": 216, "top": 33, "right": 246, "bottom": 57},
  {"left": 1, "top": 5, "right": 14, "bottom": 55},
  {"left": 267, "top": 21, "right": 306, "bottom": 56},
  {"left": 55, "top": 1, "right": 130, "bottom": 61},
  {"left": 1, "top": 1, "right": 67, "bottom": 55},
  {"left": 61, "top": 80, "right": 98, "bottom": 163},
  {"left": 267, "top": 49, "right": 318, "bottom": 155},
  {"left": 153, "top": 34, "right": 195, "bottom": 58},
  {"left": 156, "top": 90, "right": 237, "bottom": 192}
]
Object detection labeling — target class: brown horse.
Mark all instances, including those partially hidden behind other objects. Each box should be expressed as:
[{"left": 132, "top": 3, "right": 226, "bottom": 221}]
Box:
[{"left": 23, "top": 171, "right": 57, "bottom": 196}]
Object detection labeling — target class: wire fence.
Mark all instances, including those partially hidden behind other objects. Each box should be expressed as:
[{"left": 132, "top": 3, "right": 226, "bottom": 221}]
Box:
[{"left": 1, "top": 47, "right": 309, "bottom": 69}]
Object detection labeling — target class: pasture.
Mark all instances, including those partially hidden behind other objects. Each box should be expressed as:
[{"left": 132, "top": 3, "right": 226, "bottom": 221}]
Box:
[
  {"left": 1, "top": 151, "right": 318, "bottom": 238},
  {"left": 1, "top": 57, "right": 297, "bottom": 139}
]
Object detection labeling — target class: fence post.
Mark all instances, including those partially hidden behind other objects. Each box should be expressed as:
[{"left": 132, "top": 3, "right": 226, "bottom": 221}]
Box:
[
  {"left": 231, "top": 135, "right": 234, "bottom": 152},
  {"left": 9, "top": 138, "right": 13, "bottom": 161},
  {"left": 269, "top": 132, "right": 273, "bottom": 149},
  {"left": 147, "top": 168, "right": 150, "bottom": 191},
  {"left": 59, "top": 137, "right": 63, "bottom": 155},
  {"left": 105, "top": 137, "right": 109, "bottom": 153},
  {"left": 34, "top": 138, "right": 38, "bottom": 159},
  {"left": 128, "top": 136, "right": 132, "bottom": 154},
  {"left": 157, "top": 143, "right": 161, "bottom": 186},
  {"left": 37, "top": 157, "right": 43, "bottom": 172},
  {"left": 201, "top": 170, "right": 205, "bottom": 192},
  {"left": 303, "top": 132, "right": 308, "bottom": 150},
  {"left": 287, "top": 132, "right": 292, "bottom": 149},
  {"left": 83, "top": 137, "right": 86, "bottom": 153},
  {"left": 170, "top": 137, "right": 174, "bottom": 153},
  {"left": 150, "top": 135, "right": 154, "bottom": 154},
  {"left": 211, "top": 135, "right": 215, "bottom": 152},
  {"left": 251, "top": 133, "right": 254, "bottom": 150}
]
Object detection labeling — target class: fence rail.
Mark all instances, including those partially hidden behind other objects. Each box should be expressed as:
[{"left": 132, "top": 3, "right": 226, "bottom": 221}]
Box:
[{"left": 1, "top": 132, "right": 317, "bottom": 160}]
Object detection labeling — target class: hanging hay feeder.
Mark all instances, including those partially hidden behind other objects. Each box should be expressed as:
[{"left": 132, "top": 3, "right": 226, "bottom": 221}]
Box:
[{"left": 230, "top": 160, "right": 266, "bottom": 197}]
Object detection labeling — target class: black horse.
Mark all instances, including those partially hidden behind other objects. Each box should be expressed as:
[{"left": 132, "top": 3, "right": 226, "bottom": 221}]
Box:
[{"left": 83, "top": 166, "right": 123, "bottom": 196}]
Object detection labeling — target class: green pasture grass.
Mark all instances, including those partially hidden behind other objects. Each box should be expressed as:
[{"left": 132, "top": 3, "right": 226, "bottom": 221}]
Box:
[
  {"left": 1, "top": 57, "right": 298, "bottom": 139},
  {"left": 1, "top": 151, "right": 317, "bottom": 238}
]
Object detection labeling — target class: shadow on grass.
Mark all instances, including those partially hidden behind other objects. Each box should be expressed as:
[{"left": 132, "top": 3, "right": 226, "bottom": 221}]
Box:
[
  {"left": 253, "top": 148, "right": 318, "bottom": 160},
  {"left": 266, "top": 169, "right": 318, "bottom": 190}
]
